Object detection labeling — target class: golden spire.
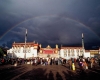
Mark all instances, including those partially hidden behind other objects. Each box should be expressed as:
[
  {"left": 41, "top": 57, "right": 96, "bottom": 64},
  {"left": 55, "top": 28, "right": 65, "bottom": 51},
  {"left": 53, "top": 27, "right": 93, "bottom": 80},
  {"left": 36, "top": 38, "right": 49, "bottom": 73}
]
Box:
[
  {"left": 47, "top": 45, "right": 51, "bottom": 48},
  {"left": 39, "top": 44, "right": 42, "bottom": 48},
  {"left": 33, "top": 40, "right": 35, "bottom": 43},
  {"left": 56, "top": 44, "right": 58, "bottom": 49}
]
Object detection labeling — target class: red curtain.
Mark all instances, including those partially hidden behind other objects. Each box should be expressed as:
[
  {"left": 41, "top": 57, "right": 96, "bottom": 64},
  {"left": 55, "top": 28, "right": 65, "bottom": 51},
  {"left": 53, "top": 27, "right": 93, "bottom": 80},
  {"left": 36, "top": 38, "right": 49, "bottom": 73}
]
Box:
[{"left": 43, "top": 50, "right": 53, "bottom": 54}]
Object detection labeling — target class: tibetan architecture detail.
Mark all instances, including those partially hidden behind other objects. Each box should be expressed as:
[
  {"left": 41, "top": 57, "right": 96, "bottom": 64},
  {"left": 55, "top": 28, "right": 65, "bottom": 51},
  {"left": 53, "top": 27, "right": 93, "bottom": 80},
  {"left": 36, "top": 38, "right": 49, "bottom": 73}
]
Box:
[
  {"left": 7, "top": 42, "right": 39, "bottom": 58},
  {"left": 60, "top": 47, "right": 86, "bottom": 59},
  {"left": 38, "top": 44, "right": 59, "bottom": 58},
  {"left": 7, "top": 30, "right": 97, "bottom": 59}
]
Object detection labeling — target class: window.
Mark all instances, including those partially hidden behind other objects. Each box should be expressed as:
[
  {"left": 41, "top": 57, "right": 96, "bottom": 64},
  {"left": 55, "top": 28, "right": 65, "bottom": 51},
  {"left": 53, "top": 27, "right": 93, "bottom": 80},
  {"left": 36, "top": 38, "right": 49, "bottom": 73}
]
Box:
[
  {"left": 77, "top": 49, "right": 79, "bottom": 56},
  {"left": 28, "top": 49, "right": 30, "bottom": 53},
  {"left": 71, "top": 49, "right": 74, "bottom": 56},
  {"left": 80, "top": 49, "right": 83, "bottom": 56},
  {"left": 14, "top": 50, "right": 17, "bottom": 53},
  {"left": 64, "top": 53, "right": 67, "bottom": 57},
  {"left": 63, "top": 49, "right": 67, "bottom": 53},
  {"left": 18, "top": 50, "right": 20, "bottom": 53},
  {"left": 23, "top": 49, "right": 25, "bottom": 53},
  {"left": 63, "top": 49, "right": 67, "bottom": 57},
  {"left": 68, "top": 49, "right": 70, "bottom": 56}
]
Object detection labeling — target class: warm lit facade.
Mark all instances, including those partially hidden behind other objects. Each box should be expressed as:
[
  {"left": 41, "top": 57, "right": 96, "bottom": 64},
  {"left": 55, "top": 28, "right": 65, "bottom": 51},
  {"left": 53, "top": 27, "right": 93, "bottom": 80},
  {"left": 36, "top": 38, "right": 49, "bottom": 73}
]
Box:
[
  {"left": 90, "top": 50, "right": 99, "bottom": 57},
  {"left": 84, "top": 50, "right": 90, "bottom": 58},
  {"left": 38, "top": 44, "right": 59, "bottom": 58},
  {"left": 7, "top": 42, "right": 60, "bottom": 59},
  {"left": 7, "top": 42, "right": 39, "bottom": 58},
  {"left": 7, "top": 41, "right": 100, "bottom": 59},
  {"left": 60, "top": 47, "right": 85, "bottom": 59}
]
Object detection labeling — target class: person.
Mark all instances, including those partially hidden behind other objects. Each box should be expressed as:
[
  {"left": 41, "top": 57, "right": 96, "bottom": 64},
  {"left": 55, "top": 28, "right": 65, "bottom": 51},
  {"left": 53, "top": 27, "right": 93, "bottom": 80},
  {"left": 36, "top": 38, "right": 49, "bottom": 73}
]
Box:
[
  {"left": 1, "top": 58, "right": 4, "bottom": 65},
  {"left": 34, "top": 58, "right": 37, "bottom": 66},
  {"left": 90, "top": 58, "right": 95, "bottom": 68},
  {"left": 79, "top": 60, "right": 83, "bottom": 71},
  {"left": 68, "top": 59, "right": 72, "bottom": 70},
  {"left": 98, "top": 58, "right": 100, "bottom": 66},
  {"left": 83, "top": 61, "right": 88, "bottom": 70}
]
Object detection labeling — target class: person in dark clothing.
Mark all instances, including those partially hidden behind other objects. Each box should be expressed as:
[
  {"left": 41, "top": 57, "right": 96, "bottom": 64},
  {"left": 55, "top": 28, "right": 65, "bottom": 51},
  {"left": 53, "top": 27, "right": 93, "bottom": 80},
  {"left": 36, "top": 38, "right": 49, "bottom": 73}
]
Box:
[
  {"left": 50, "top": 58, "right": 53, "bottom": 65},
  {"left": 98, "top": 58, "right": 100, "bottom": 66},
  {"left": 68, "top": 59, "right": 72, "bottom": 70}
]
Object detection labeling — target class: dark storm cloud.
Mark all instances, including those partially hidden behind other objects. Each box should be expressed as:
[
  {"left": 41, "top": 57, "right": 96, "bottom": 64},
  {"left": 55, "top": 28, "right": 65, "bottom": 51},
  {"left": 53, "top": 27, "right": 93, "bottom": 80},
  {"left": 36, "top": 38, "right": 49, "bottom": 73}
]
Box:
[
  {"left": 1, "top": 16, "right": 100, "bottom": 48},
  {"left": 0, "top": 0, "right": 100, "bottom": 48}
]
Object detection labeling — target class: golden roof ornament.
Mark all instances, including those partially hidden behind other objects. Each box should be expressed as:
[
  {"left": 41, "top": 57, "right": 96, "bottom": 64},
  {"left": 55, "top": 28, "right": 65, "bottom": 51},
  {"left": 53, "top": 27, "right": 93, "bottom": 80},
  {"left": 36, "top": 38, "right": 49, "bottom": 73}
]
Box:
[
  {"left": 56, "top": 44, "right": 58, "bottom": 49},
  {"left": 39, "top": 44, "right": 42, "bottom": 48},
  {"left": 33, "top": 41, "right": 35, "bottom": 43},
  {"left": 47, "top": 45, "right": 51, "bottom": 49}
]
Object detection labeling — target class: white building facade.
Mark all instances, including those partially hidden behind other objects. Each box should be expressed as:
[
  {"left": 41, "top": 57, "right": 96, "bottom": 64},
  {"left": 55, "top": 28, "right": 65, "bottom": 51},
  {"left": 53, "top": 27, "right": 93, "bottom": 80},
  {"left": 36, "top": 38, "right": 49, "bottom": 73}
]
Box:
[
  {"left": 84, "top": 50, "right": 90, "bottom": 58},
  {"left": 7, "top": 42, "right": 39, "bottom": 59},
  {"left": 38, "top": 44, "right": 60, "bottom": 58},
  {"left": 7, "top": 42, "right": 92, "bottom": 59},
  {"left": 60, "top": 47, "right": 86, "bottom": 59}
]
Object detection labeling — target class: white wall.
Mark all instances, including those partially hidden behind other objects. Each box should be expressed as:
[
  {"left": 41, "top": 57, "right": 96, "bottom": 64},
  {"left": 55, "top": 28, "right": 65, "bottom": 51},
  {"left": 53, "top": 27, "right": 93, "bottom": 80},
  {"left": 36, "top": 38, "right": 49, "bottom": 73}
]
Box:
[
  {"left": 84, "top": 52, "right": 90, "bottom": 58},
  {"left": 7, "top": 46, "right": 38, "bottom": 58},
  {"left": 60, "top": 48, "right": 85, "bottom": 59},
  {"left": 60, "top": 49, "right": 64, "bottom": 58}
]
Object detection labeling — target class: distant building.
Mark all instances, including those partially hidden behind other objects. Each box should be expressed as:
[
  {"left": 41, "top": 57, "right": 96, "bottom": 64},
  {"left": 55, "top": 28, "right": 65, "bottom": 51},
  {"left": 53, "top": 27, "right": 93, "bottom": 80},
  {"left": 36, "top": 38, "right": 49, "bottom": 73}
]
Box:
[
  {"left": 84, "top": 50, "right": 90, "bottom": 58},
  {"left": 90, "top": 50, "right": 99, "bottom": 57},
  {"left": 60, "top": 47, "right": 85, "bottom": 59},
  {"left": 38, "top": 44, "right": 59, "bottom": 58},
  {"left": 99, "top": 48, "right": 100, "bottom": 54},
  {"left": 7, "top": 41, "right": 100, "bottom": 59},
  {"left": 7, "top": 43, "right": 59, "bottom": 59},
  {"left": 7, "top": 42, "right": 39, "bottom": 58}
]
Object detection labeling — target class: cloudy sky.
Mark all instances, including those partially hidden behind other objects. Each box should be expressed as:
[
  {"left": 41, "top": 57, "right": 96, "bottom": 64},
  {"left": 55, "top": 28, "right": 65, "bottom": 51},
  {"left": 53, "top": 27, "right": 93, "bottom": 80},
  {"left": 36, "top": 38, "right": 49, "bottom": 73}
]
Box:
[{"left": 0, "top": 0, "right": 100, "bottom": 49}]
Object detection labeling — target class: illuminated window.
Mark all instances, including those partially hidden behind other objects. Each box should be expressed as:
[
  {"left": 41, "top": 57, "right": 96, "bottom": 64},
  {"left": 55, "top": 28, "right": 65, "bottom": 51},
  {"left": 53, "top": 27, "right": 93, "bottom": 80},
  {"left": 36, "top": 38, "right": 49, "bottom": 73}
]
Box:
[
  {"left": 77, "top": 49, "right": 79, "bottom": 56},
  {"left": 63, "top": 49, "right": 67, "bottom": 53},
  {"left": 80, "top": 49, "right": 83, "bottom": 56},
  {"left": 64, "top": 53, "right": 67, "bottom": 57},
  {"left": 68, "top": 49, "right": 70, "bottom": 56},
  {"left": 71, "top": 49, "right": 74, "bottom": 56},
  {"left": 18, "top": 50, "right": 19, "bottom": 53},
  {"left": 28, "top": 49, "right": 31, "bottom": 53}
]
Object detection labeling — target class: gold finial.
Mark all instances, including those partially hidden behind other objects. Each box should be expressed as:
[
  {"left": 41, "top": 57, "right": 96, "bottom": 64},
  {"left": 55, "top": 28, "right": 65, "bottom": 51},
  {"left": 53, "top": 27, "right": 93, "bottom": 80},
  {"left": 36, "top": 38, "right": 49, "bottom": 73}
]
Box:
[
  {"left": 39, "top": 44, "right": 42, "bottom": 48},
  {"left": 33, "top": 41, "right": 35, "bottom": 43},
  {"left": 56, "top": 44, "right": 58, "bottom": 49},
  {"left": 47, "top": 45, "right": 51, "bottom": 48}
]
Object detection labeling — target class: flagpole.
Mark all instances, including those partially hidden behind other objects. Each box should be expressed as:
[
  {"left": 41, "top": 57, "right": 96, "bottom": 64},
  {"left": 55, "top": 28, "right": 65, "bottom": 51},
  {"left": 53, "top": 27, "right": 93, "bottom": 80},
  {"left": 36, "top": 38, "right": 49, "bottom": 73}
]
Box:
[
  {"left": 82, "top": 33, "right": 84, "bottom": 57},
  {"left": 25, "top": 29, "right": 27, "bottom": 59}
]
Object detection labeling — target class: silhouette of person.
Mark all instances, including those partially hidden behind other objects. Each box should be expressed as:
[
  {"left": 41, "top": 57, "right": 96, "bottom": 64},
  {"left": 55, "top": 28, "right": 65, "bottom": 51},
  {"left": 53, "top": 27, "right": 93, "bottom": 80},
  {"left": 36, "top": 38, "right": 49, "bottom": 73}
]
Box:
[
  {"left": 48, "top": 70, "right": 54, "bottom": 80},
  {"left": 56, "top": 72, "right": 63, "bottom": 80}
]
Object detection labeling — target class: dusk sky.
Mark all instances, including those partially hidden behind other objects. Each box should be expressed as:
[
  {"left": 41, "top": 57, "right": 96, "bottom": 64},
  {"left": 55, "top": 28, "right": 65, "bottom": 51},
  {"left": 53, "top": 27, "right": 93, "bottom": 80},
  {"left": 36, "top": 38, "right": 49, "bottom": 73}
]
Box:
[{"left": 0, "top": 0, "right": 100, "bottom": 49}]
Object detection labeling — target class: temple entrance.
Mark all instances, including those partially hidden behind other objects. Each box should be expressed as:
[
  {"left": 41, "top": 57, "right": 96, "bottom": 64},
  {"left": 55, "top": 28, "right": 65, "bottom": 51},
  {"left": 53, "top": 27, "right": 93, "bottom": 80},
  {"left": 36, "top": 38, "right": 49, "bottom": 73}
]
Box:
[
  {"left": 38, "top": 45, "right": 59, "bottom": 58},
  {"left": 47, "top": 54, "right": 50, "bottom": 58}
]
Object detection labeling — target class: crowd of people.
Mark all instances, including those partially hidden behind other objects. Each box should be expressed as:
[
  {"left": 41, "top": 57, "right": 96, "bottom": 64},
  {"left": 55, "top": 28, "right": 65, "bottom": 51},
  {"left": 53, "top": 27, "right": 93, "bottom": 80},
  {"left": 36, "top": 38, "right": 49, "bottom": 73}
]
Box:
[{"left": 0, "top": 57, "right": 100, "bottom": 71}]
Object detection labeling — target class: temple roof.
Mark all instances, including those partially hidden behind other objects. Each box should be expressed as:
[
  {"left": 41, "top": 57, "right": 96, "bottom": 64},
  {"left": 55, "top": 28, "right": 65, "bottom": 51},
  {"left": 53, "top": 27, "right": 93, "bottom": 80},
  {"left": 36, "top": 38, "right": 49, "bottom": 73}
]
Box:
[
  {"left": 12, "top": 42, "right": 38, "bottom": 46},
  {"left": 61, "top": 47, "right": 82, "bottom": 49},
  {"left": 85, "top": 50, "right": 90, "bottom": 52},
  {"left": 46, "top": 45, "right": 51, "bottom": 49}
]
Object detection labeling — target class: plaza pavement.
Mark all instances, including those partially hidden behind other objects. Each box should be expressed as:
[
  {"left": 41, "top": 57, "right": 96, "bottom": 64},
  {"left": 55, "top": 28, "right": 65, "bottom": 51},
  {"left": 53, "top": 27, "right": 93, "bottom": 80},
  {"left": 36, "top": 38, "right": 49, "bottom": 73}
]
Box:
[{"left": 0, "top": 63, "right": 100, "bottom": 80}]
